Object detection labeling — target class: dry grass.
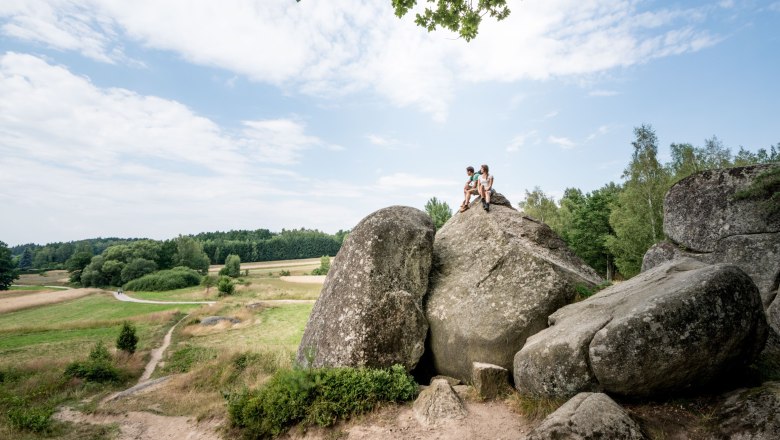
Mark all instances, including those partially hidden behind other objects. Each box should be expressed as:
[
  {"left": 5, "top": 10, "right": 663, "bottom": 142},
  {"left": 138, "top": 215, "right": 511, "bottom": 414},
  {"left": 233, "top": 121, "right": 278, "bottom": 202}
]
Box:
[
  {"left": 16, "top": 270, "right": 71, "bottom": 286},
  {"left": 0, "top": 288, "right": 100, "bottom": 314},
  {"left": 506, "top": 391, "right": 565, "bottom": 421}
]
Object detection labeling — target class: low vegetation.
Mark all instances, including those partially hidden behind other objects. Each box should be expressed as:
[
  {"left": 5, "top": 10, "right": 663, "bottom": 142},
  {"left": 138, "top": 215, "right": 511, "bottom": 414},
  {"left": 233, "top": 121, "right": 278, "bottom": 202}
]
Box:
[
  {"left": 227, "top": 364, "right": 418, "bottom": 438},
  {"left": 123, "top": 266, "right": 202, "bottom": 291}
]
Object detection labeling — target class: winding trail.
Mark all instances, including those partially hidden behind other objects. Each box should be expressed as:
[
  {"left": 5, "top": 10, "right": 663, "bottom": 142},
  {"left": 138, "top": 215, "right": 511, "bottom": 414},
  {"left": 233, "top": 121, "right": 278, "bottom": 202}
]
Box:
[{"left": 113, "top": 291, "right": 216, "bottom": 305}]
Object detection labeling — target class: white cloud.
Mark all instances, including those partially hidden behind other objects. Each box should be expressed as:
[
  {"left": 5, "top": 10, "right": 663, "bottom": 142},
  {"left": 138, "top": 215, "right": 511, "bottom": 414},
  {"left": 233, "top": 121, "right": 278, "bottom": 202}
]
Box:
[
  {"left": 366, "top": 134, "right": 397, "bottom": 147},
  {"left": 507, "top": 130, "right": 540, "bottom": 152},
  {"left": 0, "top": 52, "right": 350, "bottom": 243},
  {"left": 376, "top": 172, "right": 456, "bottom": 190},
  {"left": 548, "top": 135, "right": 576, "bottom": 149},
  {"left": 0, "top": 0, "right": 720, "bottom": 121},
  {"left": 586, "top": 125, "right": 611, "bottom": 142},
  {"left": 588, "top": 89, "right": 619, "bottom": 97}
]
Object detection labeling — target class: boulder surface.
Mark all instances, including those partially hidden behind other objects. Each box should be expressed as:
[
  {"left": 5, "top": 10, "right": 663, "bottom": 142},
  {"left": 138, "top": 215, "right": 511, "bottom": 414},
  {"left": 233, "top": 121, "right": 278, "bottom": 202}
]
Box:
[
  {"left": 528, "top": 392, "right": 646, "bottom": 440},
  {"left": 714, "top": 381, "right": 780, "bottom": 440},
  {"left": 297, "top": 206, "right": 434, "bottom": 370},
  {"left": 425, "top": 196, "right": 602, "bottom": 382},
  {"left": 515, "top": 259, "right": 767, "bottom": 399},
  {"left": 644, "top": 164, "right": 780, "bottom": 308},
  {"left": 413, "top": 378, "right": 467, "bottom": 426}
]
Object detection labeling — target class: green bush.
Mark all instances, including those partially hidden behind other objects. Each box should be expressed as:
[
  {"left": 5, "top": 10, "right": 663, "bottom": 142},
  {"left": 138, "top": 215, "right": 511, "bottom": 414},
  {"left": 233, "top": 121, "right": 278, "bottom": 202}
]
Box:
[
  {"left": 218, "top": 275, "right": 235, "bottom": 296},
  {"left": 227, "top": 364, "right": 417, "bottom": 438},
  {"left": 6, "top": 399, "right": 53, "bottom": 433},
  {"left": 311, "top": 255, "right": 331, "bottom": 276},
  {"left": 64, "top": 341, "right": 121, "bottom": 383},
  {"left": 219, "top": 254, "right": 241, "bottom": 278},
  {"left": 116, "top": 321, "right": 139, "bottom": 354},
  {"left": 123, "top": 266, "right": 202, "bottom": 291},
  {"left": 279, "top": 270, "right": 290, "bottom": 277}
]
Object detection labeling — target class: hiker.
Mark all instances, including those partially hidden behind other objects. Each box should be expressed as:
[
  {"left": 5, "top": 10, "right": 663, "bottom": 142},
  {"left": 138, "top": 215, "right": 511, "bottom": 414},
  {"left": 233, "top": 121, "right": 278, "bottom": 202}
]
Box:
[
  {"left": 478, "top": 164, "right": 494, "bottom": 211},
  {"left": 460, "top": 166, "right": 481, "bottom": 212}
]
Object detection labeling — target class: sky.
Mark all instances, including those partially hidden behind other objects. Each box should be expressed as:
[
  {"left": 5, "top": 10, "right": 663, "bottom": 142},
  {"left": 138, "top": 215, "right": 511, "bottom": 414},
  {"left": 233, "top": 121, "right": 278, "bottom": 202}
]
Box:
[{"left": 1, "top": 0, "right": 779, "bottom": 247}]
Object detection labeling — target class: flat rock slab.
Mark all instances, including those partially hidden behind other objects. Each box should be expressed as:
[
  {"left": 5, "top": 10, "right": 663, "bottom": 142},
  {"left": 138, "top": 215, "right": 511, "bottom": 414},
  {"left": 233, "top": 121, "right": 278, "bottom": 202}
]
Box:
[
  {"left": 515, "top": 259, "right": 767, "bottom": 399},
  {"left": 528, "top": 392, "right": 646, "bottom": 440},
  {"left": 199, "top": 316, "right": 240, "bottom": 326}
]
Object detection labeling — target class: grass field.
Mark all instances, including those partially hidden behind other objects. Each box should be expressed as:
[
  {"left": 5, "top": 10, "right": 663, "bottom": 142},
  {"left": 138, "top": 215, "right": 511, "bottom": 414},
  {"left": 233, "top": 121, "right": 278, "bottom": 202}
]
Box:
[
  {"left": 10, "top": 285, "right": 69, "bottom": 291},
  {"left": 0, "top": 257, "right": 323, "bottom": 438}
]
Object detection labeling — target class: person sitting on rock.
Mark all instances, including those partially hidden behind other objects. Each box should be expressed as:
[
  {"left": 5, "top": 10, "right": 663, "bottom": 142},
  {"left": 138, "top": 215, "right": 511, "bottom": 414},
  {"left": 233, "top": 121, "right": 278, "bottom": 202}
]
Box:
[
  {"left": 478, "top": 164, "right": 494, "bottom": 211},
  {"left": 460, "top": 166, "right": 481, "bottom": 212}
]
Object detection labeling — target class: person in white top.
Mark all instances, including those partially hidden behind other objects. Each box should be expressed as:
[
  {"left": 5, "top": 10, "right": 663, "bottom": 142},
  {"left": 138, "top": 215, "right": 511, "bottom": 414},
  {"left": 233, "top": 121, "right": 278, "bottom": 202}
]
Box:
[{"left": 477, "top": 164, "right": 494, "bottom": 211}]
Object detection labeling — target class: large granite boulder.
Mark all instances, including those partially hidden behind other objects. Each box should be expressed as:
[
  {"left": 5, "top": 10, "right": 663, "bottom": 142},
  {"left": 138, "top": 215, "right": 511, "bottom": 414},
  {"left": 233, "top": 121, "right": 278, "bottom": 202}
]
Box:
[
  {"left": 425, "top": 196, "right": 602, "bottom": 382},
  {"left": 528, "top": 392, "right": 646, "bottom": 440},
  {"left": 296, "top": 206, "right": 435, "bottom": 370},
  {"left": 413, "top": 378, "right": 467, "bottom": 426},
  {"left": 643, "top": 164, "right": 780, "bottom": 308},
  {"left": 663, "top": 164, "right": 779, "bottom": 253},
  {"left": 515, "top": 259, "right": 768, "bottom": 399},
  {"left": 714, "top": 381, "right": 780, "bottom": 440}
]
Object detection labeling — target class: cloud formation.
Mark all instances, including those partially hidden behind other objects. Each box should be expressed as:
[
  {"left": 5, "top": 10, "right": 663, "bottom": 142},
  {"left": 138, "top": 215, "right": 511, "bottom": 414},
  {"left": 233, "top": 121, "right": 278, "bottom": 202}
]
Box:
[{"left": 0, "top": 0, "right": 719, "bottom": 120}]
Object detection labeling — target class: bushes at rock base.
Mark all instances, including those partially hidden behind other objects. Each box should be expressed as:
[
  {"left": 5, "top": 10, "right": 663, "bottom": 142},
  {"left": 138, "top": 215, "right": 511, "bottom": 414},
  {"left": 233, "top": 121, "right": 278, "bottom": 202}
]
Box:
[
  {"left": 123, "top": 266, "right": 202, "bottom": 291},
  {"left": 227, "top": 364, "right": 417, "bottom": 438}
]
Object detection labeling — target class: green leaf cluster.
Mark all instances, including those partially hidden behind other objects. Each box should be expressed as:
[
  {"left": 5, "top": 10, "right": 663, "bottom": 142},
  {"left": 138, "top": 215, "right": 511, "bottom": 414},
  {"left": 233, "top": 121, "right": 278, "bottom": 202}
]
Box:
[
  {"left": 218, "top": 275, "right": 236, "bottom": 296},
  {"left": 0, "top": 240, "right": 20, "bottom": 290},
  {"left": 424, "top": 196, "right": 452, "bottom": 229},
  {"left": 392, "top": 0, "right": 510, "bottom": 41},
  {"left": 227, "top": 364, "right": 417, "bottom": 438},
  {"left": 219, "top": 254, "right": 242, "bottom": 278},
  {"left": 64, "top": 341, "right": 123, "bottom": 383},
  {"left": 311, "top": 255, "right": 331, "bottom": 276}
]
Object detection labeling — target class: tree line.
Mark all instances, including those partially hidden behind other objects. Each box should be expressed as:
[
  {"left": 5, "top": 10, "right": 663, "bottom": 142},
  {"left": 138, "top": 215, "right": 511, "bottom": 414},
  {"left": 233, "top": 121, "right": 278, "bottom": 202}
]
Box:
[{"left": 9, "top": 228, "right": 349, "bottom": 271}]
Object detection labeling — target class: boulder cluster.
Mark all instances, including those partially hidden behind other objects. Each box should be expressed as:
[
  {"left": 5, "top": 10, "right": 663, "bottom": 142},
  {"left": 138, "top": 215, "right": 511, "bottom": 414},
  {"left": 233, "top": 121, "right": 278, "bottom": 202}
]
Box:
[{"left": 296, "top": 164, "right": 779, "bottom": 437}]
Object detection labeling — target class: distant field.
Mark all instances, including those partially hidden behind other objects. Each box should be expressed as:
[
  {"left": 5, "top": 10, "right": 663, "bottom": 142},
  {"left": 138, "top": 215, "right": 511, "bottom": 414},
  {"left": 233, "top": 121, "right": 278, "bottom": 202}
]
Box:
[
  {"left": 0, "top": 288, "right": 98, "bottom": 314},
  {"left": 16, "top": 269, "right": 71, "bottom": 287},
  {"left": 10, "top": 284, "right": 69, "bottom": 291}
]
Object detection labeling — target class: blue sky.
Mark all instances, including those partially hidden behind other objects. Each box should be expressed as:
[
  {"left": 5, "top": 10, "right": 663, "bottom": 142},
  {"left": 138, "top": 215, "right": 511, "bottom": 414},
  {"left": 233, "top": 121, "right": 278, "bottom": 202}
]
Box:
[{"left": 1, "top": 0, "right": 779, "bottom": 246}]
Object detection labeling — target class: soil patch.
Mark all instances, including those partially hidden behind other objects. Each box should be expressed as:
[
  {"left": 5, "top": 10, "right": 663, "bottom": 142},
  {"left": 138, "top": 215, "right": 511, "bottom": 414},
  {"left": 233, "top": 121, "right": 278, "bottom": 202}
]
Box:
[
  {"left": 280, "top": 275, "right": 326, "bottom": 284},
  {"left": 55, "top": 407, "right": 221, "bottom": 440},
  {"left": 0, "top": 288, "right": 99, "bottom": 314}
]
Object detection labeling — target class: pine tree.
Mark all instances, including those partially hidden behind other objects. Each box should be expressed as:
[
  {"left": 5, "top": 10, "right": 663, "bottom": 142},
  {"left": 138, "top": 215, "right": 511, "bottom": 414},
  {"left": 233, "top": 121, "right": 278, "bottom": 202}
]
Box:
[{"left": 116, "top": 321, "right": 139, "bottom": 354}]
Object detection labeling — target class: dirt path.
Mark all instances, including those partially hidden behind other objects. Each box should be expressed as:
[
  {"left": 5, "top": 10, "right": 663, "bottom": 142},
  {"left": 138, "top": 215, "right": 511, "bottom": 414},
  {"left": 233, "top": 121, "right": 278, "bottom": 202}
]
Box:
[
  {"left": 0, "top": 288, "right": 99, "bottom": 314},
  {"left": 56, "top": 407, "right": 221, "bottom": 440},
  {"left": 113, "top": 291, "right": 216, "bottom": 305}
]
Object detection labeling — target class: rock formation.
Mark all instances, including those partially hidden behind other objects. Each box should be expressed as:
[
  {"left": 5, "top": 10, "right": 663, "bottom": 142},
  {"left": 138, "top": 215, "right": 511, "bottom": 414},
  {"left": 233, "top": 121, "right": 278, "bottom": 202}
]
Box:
[
  {"left": 413, "top": 378, "right": 467, "bottom": 426},
  {"left": 296, "top": 206, "right": 435, "bottom": 370},
  {"left": 528, "top": 392, "right": 646, "bottom": 440},
  {"left": 515, "top": 259, "right": 767, "bottom": 399},
  {"left": 425, "top": 194, "right": 603, "bottom": 382},
  {"left": 643, "top": 164, "right": 780, "bottom": 308}
]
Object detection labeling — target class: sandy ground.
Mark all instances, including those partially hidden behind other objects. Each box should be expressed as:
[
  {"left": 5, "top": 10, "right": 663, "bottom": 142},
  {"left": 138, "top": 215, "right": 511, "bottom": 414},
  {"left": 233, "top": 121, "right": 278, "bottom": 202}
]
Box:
[
  {"left": 56, "top": 407, "right": 222, "bottom": 440},
  {"left": 0, "top": 288, "right": 99, "bottom": 314},
  {"left": 280, "top": 275, "right": 326, "bottom": 284},
  {"left": 60, "top": 393, "right": 531, "bottom": 440},
  {"left": 285, "top": 398, "right": 532, "bottom": 440}
]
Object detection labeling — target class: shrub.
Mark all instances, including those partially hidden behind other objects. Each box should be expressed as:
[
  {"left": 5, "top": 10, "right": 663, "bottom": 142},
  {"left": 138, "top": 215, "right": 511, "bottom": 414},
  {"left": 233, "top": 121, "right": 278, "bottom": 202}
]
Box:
[
  {"left": 227, "top": 364, "right": 417, "bottom": 438},
  {"left": 311, "top": 255, "right": 331, "bottom": 276},
  {"left": 64, "top": 341, "right": 121, "bottom": 383},
  {"left": 219, "top": 254, "right": 241, "bottom": 278},
  {"left": 6, "top": 399, "right": 53, "bottom": 433},
  {"left": 279, "top": 270, "right": 290, "bottom": 277},
  {"left": 218, "top": 276, "right": 235, "bottom": 296},
  {"left": 116, "top": 321, "right": 139, "bottom": 354},
  {"left": 123, "top": 266, "right": 202, "bottom": 291}
]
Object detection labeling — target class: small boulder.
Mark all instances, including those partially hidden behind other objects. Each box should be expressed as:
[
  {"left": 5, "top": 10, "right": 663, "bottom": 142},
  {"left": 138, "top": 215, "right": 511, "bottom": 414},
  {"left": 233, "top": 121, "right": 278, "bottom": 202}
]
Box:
[
  {"left": 296, "top": 206, "right": 435, "bottom": 370},
  {"left": 472, "top": 362, "right": 509, "bottom": 399},
  {"left": 427, "top": 199, "right": 602, "bottom": 382},
  {"left": 199, "top": 316, "right": 240, "bottom": 326},
  {"left": 714, "top": 381, "right": 780, "bottom": 440},
  {"left": 413, "top": 378, "right": 467, "bottom": 426},
  {"left": 515, "top": 259, "right": 767, "bottom": 399},
  {"left": 528, "top": 392, "right": 646, "bottom": 440}
]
